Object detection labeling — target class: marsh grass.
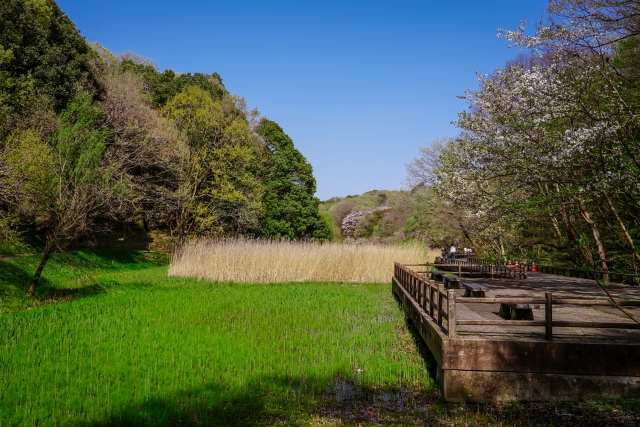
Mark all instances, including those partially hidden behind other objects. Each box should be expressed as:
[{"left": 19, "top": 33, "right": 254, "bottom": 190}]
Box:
[
  {"left": 0, "top": 266, "right": 434, "bottom": 426},
  {"left": 3, "top": 251, "right": 640, "bottom": 426},
  {"left": 169, "top": 239, "right": 437, "bottom": 283}
]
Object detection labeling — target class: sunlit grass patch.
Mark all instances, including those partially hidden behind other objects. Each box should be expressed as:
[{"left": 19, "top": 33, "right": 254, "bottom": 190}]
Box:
[{"left": 0, "top": 266, "right": 433, "bottom": 426}]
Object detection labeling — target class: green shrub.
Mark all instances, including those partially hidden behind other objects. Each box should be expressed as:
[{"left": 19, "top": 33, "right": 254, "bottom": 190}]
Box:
[{"left": 354, "top": 210, "right": 386, "bottom": 238}]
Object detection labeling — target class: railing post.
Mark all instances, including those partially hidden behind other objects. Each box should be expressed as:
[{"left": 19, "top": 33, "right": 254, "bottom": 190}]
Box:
[
  {"left": 437, "top": 284, "right": 444, "bottom": 326},
  {"left": 423, "top": 281, "right": 427, "bottom": 309},
  {"left": 430, "top": 284, "right": 436, "bottom": 317},
  {"left": 406, "top": 269, "right": 409, "bottom": 288},
  {"left": 458, "top": 264, "right": 462, "bottom": 278},
  {"left": 413, "top": 275, "right": 417, "bottom": 297},
  {"left": 447, "top": 289, "right": 456, "bottom": 337},
  {"left": 410, "top": 274, "right": 414, "bottom": 296},
  {"left": 545, "top": 292, "right": 553, "bottom": 341},
  {"left": 423, "top": 281, "right": 428, "bottom": 309},
  {"left": 491, "top": 264, "right": 494, "bottom": 279},
  {"left": 411, "top": 273, "right": 415, "bottom": 297}
]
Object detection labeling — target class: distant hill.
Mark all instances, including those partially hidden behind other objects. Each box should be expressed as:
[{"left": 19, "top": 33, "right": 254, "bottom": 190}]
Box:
[{"left": 319, "top": 190, "right": 414, "bottom": 243}]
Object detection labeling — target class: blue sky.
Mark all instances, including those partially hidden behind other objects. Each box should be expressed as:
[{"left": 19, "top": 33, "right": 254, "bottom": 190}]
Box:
[{"left": 58, "top": 0, "right": 546, "bottom": 200}]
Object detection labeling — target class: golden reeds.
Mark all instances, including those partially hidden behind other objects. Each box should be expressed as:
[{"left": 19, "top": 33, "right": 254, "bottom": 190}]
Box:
[{"left": 168, "top": 239, "right": 437, "bottom": 283}]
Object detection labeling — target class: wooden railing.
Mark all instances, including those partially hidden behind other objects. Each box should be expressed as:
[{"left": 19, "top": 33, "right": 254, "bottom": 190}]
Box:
[
  {"left": 467, "top": 257, "right": 640, "bottom": 286},
  {"left": 535, "top": 265, "right": 640, "bottom": 286},
  {"left": 434, "top": 257, "right": 528, "bottom": 279},
  {"left": 394, "top": 262, "right": 640, "bottom": 340},
  {"left": 394, "top": 262, "right": 457, "bottom": 336}
]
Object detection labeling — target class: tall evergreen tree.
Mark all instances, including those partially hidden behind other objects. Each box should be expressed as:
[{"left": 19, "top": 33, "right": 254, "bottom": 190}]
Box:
[{"left": 257, "top": 119, "right": 330, "bottom": 240}]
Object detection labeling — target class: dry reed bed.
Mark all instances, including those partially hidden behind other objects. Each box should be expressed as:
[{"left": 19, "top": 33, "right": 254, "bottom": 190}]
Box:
[{"left": 169, "top": 239, "right": 435, "bottom": 283}]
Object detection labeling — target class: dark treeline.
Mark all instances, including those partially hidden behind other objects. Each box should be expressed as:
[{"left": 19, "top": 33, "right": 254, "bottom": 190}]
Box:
[
  {"left": 0, "top": 0, "right": 330, "bottom": 295},
  {"left": 407, "top": 0, "right": 640, "bottom": 276}
]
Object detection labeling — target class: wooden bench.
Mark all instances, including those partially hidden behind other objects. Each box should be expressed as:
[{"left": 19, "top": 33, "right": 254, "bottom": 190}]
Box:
[
  {"left": 461, "top": 282, "right": 488, "bottom": 297},
  {"left": 430, "top": 270, "right": 444, "bottom": 282},
  {"left": 443, "top": 275, "right": 460, "bottom": 290},
  {"left": 497, "top": 297, "right": 540, "bottom": 320}
]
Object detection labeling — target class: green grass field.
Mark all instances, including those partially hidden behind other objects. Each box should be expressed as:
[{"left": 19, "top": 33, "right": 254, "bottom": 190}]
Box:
[
  {"left": 2, "top": 251, "right": 640, "bottom": 426},
  {"left": 1, "top": 252, "right": 435, "bottom": 426}
]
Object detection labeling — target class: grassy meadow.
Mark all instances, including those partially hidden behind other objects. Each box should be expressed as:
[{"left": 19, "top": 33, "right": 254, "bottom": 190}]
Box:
[
  {"left": 1, "top": 268, "right": 433, "bottom": 425},
  {"left": 2, "top": 248, "right": 640, "bottom": 426}
]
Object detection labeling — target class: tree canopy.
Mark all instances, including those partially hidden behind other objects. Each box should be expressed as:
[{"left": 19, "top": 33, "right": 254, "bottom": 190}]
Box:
[
  {"left": 0, "top": 0, "right": 101, "bottom": 117},
  {"left": 257, "top": 119, "right": 331, "bottom": 240},
  {"left": 406, "top": 0, "right": 640, "bottom": 275}
]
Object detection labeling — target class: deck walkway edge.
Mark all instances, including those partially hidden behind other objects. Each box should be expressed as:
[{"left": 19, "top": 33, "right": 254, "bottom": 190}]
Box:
[{"left": 392, "top": 277, "right": 640, "bottom": 402}]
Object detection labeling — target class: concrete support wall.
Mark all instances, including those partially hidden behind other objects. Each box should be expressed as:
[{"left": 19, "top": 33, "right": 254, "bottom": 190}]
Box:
[{"left": 442, "top": 370, "right": 640, "bottom": 402}]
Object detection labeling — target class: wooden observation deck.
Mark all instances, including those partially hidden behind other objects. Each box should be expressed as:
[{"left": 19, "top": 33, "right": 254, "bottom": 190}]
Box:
[{"left": 393, "top": 260, "right": 640, "bottom": 402}]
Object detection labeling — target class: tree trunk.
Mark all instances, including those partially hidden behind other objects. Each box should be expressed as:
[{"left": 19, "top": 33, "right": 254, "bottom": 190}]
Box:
[
  {"left": 541, "top": 184, "right": 563, "bottom": 239},
  {"left": 549, "top": 214, "right": 563, "bottom": 238},
  {"left": 457, "top": 219, "right": 477, "bottom": 250},
  {"left": 142, "top": 213, "right": 150, "bottom": 233},
  {"left": 555, "top": 184, "right": 594, "bottom": 266},
  {"left": 578, "top": 199, "right": 609, "bottom": 280},
  {"left": 26, "top": 246, "right": 53, "bottom": 298},
  {"left": 605, "top": 194, "right": 640, "bottom": 264},
  {"left": 558, "top": 202, "right": 594, "bottom": 266}
]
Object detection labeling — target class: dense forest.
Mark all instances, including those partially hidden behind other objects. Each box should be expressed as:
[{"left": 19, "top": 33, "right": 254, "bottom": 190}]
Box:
[
  {"left": 405, "top": 0, "right": 640, "bottom": 275},
  {"left": 0, "top": 0, "right": 330, "bottom": 294}
]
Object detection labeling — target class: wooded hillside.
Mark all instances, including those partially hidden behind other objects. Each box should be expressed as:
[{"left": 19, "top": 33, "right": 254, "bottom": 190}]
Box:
[{"left": 0, "top": 0, "right": 329, "bottom": 294}]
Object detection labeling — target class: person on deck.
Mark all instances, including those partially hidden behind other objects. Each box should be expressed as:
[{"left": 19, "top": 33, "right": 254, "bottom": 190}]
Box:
[{"left": 450, "top": 245, "right": 456, "bottom": 260}]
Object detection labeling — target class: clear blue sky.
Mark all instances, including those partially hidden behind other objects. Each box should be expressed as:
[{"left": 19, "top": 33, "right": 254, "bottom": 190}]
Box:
[{"left": 57, "top": 0, "right": 546, "bottom": 200}]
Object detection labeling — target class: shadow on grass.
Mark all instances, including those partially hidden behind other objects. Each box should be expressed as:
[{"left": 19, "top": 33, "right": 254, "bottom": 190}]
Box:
[
  {"left": 58, "top": 248, "right": 168, "bottom": 270},
  {"left": 72, "top": 374, "right": 414, "bottom": 427},
  {"left": 74, "top": 380, "right": 279, "bottom": 427},
  {"left": 404, "top": 317, "right": 439, "bottom": 381},
  {"left": 392, "top": 291, "right": 439, "bottom": 381},
  {"left": 0, "top": 249, "right": 168, "bottom": 311},
  {"left": 70, "top": 364, "right": 640, "bottom": 426},
  {"left": 0, "top": 256, "right": 107, "bottom": 310},
  {"left": 0, "top": 258, "right": 51, "bottom": 296}
]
